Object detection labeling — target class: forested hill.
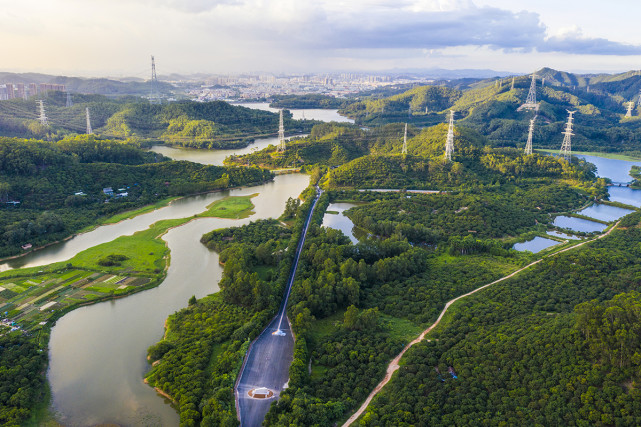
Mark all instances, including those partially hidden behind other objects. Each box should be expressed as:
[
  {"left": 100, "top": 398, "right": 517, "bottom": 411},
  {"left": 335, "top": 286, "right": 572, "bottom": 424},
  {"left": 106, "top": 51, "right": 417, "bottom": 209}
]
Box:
[
  {"left": 337, "top": 68, "right": 641, "bottom": 154},
  {"left": 0, "top": 135, "right": 273, "bottom": 257},
  {"left": 0, "top": 94, "right": 317, "bottom": 148}
]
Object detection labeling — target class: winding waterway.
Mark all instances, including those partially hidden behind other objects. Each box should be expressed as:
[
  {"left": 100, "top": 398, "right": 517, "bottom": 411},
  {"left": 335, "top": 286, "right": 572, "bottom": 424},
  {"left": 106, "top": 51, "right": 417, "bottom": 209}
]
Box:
[
  {"left": 43, "top": 174, "right": 308, "bottom": 426},
  {"left": 10, "top": 138, "right": 640, "bottom": 426},
  {"left": 148, "top": 134, "right": 306, "bottom": 167}
]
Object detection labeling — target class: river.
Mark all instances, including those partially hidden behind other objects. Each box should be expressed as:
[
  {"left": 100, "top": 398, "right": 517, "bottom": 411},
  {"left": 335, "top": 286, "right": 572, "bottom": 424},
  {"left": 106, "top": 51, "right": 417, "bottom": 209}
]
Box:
[
  {"left": 148, "top": 135, "right": 306, "bottom": 167},
  {"left": 43, "top": 174, "right": 309, "bottom": 426},
  {"left": 232, "top": 102, "right": 354, "bottom": 123}
]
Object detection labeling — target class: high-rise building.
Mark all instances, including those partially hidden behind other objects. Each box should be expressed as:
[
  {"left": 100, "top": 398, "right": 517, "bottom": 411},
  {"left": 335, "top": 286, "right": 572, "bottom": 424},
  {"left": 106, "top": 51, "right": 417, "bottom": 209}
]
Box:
[
  {"left": 15, "top": 83, "right": 25, "bottom": 100},
  {"left": 28, "top": 83, "right": 38, "bottom": 97}
]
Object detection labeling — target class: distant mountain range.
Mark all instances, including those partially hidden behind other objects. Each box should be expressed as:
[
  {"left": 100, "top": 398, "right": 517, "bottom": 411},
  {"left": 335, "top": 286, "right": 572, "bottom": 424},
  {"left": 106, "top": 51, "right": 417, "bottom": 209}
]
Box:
[{"left": 0, "top": 72, "right": 175, "bottom": 97}]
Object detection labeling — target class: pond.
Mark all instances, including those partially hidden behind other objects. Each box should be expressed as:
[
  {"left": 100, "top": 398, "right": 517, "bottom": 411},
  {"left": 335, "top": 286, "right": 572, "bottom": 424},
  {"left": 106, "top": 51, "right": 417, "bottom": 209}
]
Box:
[
  {"left": 577, "top": 203, "right": 634, "bottom": 222},
  {"left": 553, "top": 216, "right": 607, "bottom": 233},
  {"left": 321, "top": 203, "right": 359, "bottom": 244},
  {"left": 512, "top": 236, "right": 560, "bottom": 253}
]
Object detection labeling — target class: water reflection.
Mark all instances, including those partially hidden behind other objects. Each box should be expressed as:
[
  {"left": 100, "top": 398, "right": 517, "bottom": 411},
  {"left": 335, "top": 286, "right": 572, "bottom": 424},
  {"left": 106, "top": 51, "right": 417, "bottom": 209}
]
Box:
[
  {"left": 232, "top": 102, "right": 354, "bottom": 123},
  {"left": 46, "top": 174, "right": 310, "bottom": 426},
  {"left": 322, "top": 203, "right": 359, "bottom": 244},
  {"left": 553, "top": 216, "right": 607, "bottom": 233},
  {"left": 513, "top": 236, "right": 559, "bottom": 253},
  {"left": 577, "top": 204, "right": 634, "bottom": 222}
]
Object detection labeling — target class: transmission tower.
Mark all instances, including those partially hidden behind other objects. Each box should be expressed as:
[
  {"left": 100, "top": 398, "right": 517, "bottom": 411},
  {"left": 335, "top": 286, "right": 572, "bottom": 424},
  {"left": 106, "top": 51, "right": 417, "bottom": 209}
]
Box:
[
  {"left": 625, "top": 101, "right": 635, "bottom": 118},
  {"left": 524, "top": 116, "right": 537, "bottom": 155},
  {"left": 402, "top": 123, "right": 408, "bottom": 155},
  {"left": 38, "top": 100, "right": 48, "bottom": 126},
  {"left": 444, "top": 110, "right": 455, "bottom": 161},
  {"left": 559, "top": 110, "right": 576, "bottom": 161},
  {"left": 511, "top": 76, "right": 515, "bottom": 90},
  {"left": 637, "top": 89, "right": 641, "bottom": 106},
  {"left": 86, "top": 107, "right": 93, "bottom": 135},
  {"left": 518, "top": 73, "right": 539, "bottom": 111},
  {"left": 277, "top": 109, "right": 286, "bottom": 152},
  {"left": 149, "top": 55, "right": 161, "bottom": 104},
  {"left": 66, "top": 91, "right": 73, "bottom": 108}
]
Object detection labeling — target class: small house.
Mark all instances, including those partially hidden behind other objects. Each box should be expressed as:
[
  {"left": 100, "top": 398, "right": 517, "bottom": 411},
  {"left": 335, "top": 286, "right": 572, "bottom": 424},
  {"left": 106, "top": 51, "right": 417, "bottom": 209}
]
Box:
[{"left": 103, "top": 187, "right": 114, "bottom": 196}]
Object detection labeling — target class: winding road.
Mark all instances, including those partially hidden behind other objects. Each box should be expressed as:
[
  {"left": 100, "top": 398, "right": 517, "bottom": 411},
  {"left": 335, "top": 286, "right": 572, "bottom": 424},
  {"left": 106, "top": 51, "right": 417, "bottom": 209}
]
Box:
[
  {"left": 235, "top": 187, "right": 322, "bottom": 427},
  {"left": 343, "top": 221, "right": 621, "bottom": 426}
]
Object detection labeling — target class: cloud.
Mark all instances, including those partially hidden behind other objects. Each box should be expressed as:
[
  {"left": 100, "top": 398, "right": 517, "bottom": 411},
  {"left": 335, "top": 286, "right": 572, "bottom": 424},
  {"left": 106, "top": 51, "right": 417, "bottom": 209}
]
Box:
[
  {"left": 541, "top": 27, "right": 641, "bottom": 56},
  {"left": 208, "top": 1, "right": 641, "bottom": 57}
]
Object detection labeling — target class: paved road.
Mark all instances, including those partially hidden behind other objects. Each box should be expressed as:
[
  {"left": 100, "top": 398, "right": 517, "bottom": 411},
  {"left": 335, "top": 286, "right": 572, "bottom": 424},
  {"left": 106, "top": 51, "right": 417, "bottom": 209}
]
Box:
[{"left": 236, "top": 187, "right": 322, "bottom": 427}]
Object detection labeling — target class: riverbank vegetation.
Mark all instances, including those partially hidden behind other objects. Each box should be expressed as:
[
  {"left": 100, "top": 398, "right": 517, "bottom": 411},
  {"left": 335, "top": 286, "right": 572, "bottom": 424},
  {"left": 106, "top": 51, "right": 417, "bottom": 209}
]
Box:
[
  {"left": 145, "top": 184, "right": 318, "bottom": 425},
  {"left": 0, "top": 136, "right": 273, "bottom": 258},
  {"left": 0, "top": 194, "right": 265, "bottom": 426},
  {"left": 269, "top": 94, "right": 347, "bottom": 110}
]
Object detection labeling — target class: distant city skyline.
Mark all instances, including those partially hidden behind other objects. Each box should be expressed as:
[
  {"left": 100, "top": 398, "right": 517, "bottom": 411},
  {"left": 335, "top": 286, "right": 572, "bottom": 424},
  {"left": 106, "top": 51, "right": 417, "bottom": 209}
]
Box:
[{"left": 2, "top": 0, "right": 641, "bottom": 77}]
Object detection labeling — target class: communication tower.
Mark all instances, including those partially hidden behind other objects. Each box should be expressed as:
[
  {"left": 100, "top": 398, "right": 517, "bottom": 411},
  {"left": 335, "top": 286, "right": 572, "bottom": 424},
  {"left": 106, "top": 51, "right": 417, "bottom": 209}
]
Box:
[
  {"left": 518, "top": 73, "right": 539, "bottom": 111},
  {"left": 637, "top": 89, "right": 641, "bottom": 106},
  {"left": 559, "top": 110, "right": 576, "bottom": 161},
  {"left": 277, "top": 109, "right": 286, "bottom": 152},
  {"left": 625, "top": 101, "right": 634, "bottom": 118},
  {"left": 149, "top": 55, "right": 161, "bottom": 104},
  {"left": 511, "top": 76, "right": 515, "bottom": 90},
  {"left": 86, "top": 107, "right": 93, "bottom": 134},
  {"left": 524, "top": 116, "right": 536, "bottom": 155},
  {"left": 444, "top": 110, "right": 455, "bottom": 161},
  {"left": 38, "top": 100, "right": 48, "bottom": 126},
  {"left": 66, "top": 91, "right": 73, "bottom": 108},
  {"left": 402, "top": 123, "right": 408, "bottom": 155}
]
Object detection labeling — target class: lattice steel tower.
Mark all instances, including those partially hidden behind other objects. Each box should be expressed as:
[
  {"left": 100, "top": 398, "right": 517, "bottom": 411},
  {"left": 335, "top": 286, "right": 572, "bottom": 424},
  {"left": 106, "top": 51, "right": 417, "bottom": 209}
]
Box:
[
  {"left": 524, "top": 116, "right": 537, "bottom": 155},
  {"left": 518, "top": 73, "right": 539, "bottom": 111},
  {"left": 625, "top": 101, "right": 635, "bottom": 118},
  {"left": 402, "top": 123, "right": 408, "bottom": 155},
  {"left": 277, "top": 109, "right": 286, "bottom": 152},
  {"left": 444, "top": 110, "right": 455, "bottom": 161},
  {"left": 86, "top": 107, "right": 93, "bottom": 135},
  {"left": 38, "top": 100, "right": 48, "bottom": 126},
  {"left": 66, "top": 91, "right": 73, "bottom": 108},
  {"left": 559, "top": 110, "right": 576, "bottom": 161},
  {"left": 149, "top": 55, "right": 161, "bottom": 104}
]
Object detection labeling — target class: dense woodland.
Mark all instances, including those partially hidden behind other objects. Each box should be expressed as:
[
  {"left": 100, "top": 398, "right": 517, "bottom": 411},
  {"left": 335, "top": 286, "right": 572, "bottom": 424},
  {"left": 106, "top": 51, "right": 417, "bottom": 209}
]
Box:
[
  {"left": 0, "top": 334, "right": 46, "bottom": 426},
  {"left": 0, "top": 94, "right": 316, "bottom": 147},
  {"left": 337, "top": 68, "right": 641, "bottom": 155},
  {"left": 0, "top": 135, "right": 272, "bottom": 257},
  {"left": 269, "top": 94, "right": 347, "bottom": 109},
  {"left": 359, "top": 213, "right": 641, "bottom": 426}
]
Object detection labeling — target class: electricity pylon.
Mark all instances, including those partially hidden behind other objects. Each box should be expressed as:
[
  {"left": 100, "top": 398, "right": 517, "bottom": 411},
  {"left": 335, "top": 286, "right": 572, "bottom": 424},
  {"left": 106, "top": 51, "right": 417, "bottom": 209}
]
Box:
[
  {"left": 525, "top": 116, "right": 537, "bottom": 155},
  {"left": 444, "top": 111, "right": 455, "bottom": 161},
  {"left": 559, "top": 110, "right": 576, "bottom": 161},
  {"left": 277, "top": 109, "right": 286, "bottom": 152}
]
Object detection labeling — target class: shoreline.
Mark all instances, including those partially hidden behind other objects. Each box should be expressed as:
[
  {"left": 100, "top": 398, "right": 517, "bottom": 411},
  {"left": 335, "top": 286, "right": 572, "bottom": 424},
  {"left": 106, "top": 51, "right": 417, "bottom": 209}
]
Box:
[{"left": 0, "top": 178, "right": 273, "bottom": 266}]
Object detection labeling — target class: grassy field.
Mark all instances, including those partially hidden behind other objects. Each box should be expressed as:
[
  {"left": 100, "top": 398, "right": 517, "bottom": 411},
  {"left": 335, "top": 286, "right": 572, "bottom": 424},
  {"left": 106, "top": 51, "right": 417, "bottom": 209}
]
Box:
[
  {"left": 99, "top": 197, "right": 180, "bottom": 225},
  {"left": 196, "top": 194, "right": 257, "bottom": 219}
]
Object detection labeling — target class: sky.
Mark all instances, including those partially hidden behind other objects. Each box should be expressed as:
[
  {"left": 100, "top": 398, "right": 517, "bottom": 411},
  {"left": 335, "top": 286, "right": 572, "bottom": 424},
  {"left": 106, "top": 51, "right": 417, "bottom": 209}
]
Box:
[{"left": 2, "top": 0, "right": 641, "bottom": 77}]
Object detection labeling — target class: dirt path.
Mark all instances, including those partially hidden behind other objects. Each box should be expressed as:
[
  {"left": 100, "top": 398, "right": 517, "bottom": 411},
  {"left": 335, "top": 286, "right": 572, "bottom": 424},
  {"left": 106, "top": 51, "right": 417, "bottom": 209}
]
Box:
[{"left": 342, "top": 221, "right": 621, "bottom": 426}]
